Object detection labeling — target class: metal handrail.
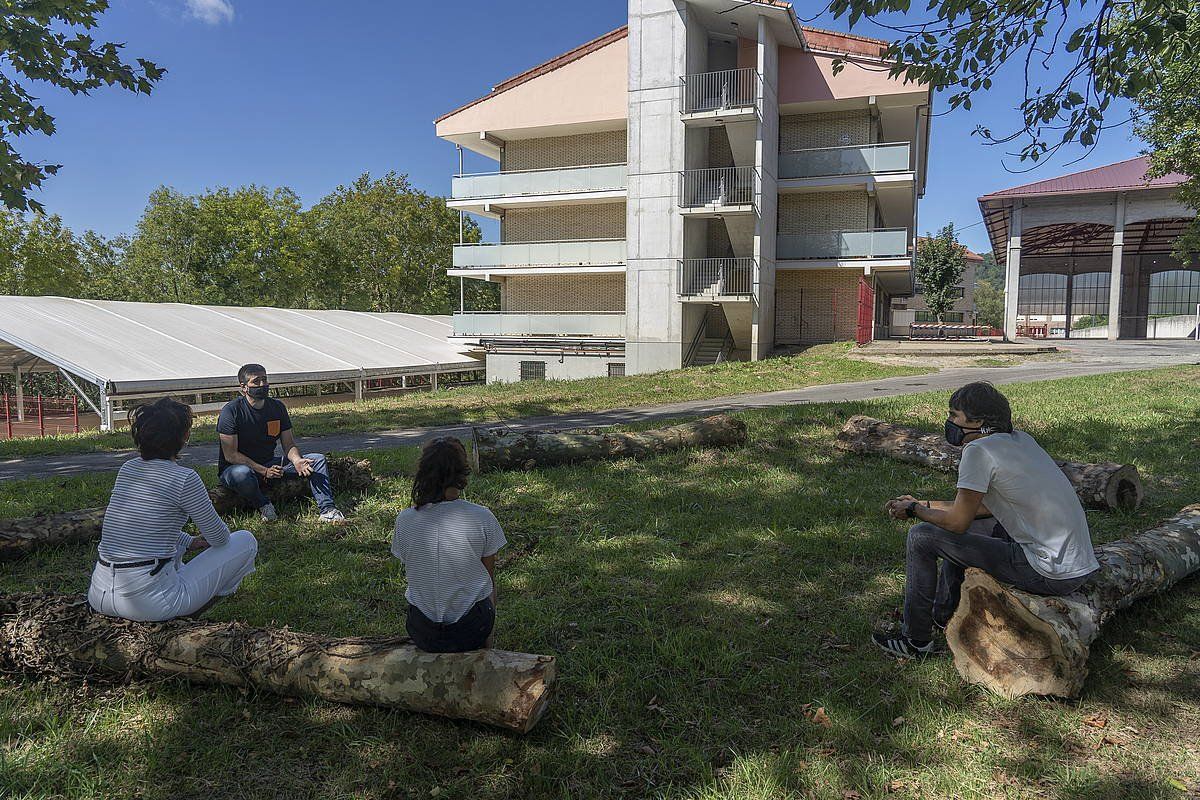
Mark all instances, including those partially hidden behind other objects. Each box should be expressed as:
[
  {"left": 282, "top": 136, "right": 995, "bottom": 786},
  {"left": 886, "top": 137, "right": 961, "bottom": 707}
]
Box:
[
  {"left": 454, "top": 237, "right": 626, "bottom": 247},
  {"left": 715, "top": 330, "right": 734, "bottom": 364},
  {"left": 679, "top": 166, "right": 758, "bottom": 208},
  {"left": 780, "top": 140, "right": 912, "bottom": 155},
  {"left": 680, "top": 67, "right": 760, "bottom": 114},
  {"left": 678, "top": 257, "right": 757, "bottom": 297},
  {"left": 683, "top": 308, "right": 710, "bottom": 367}
]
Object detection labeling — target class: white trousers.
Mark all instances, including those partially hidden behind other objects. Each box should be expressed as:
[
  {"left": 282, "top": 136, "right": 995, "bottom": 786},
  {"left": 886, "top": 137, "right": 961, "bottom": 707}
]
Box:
[{"left": 88, "top": 530, "right": 258, "bottom": 622}]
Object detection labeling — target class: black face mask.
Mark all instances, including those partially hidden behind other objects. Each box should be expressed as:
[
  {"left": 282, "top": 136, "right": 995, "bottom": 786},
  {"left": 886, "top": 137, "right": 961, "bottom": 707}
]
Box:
[
  {"left": 246, "top": 384, "right": 270, "bottom": 400},
  {"left": 944, "top": 418, "right": 983, "bottom": 447}
]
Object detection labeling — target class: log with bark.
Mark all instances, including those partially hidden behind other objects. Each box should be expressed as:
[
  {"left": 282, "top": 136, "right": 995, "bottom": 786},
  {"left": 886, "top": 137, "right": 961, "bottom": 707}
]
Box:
[
  {"left": 0, "top": 458, "right": 376, "bottom": 561},
  {"left": 945, "top": 503, "right": 1200, "bottom": 699},
  {"left": 471, "top": 414, "right": 748, "bottom": 472},
  {"left": 834, "top": 415, "right": 1143, "bottom": 511},
  {"left": 0, "top": 592, "right": 556, "bottom": 733}
]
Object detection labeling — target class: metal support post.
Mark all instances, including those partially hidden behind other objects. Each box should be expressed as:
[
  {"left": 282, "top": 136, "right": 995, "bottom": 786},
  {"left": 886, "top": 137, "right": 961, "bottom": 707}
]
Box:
[
  {"left": 99, "top": 386, "right": 113, "bottom": 432},
  {"left": 354, "top": 380, "right": 364, "bottom": 403},
  {"left": 432, "top": 371, "right": 439, "bottom": 392},
  {"left": 14, "top": 368, "right": 23, "bottom": 422}
]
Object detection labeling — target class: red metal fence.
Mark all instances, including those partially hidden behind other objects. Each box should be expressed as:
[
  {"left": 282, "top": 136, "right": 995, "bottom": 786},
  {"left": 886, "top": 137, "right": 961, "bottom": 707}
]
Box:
[
  {"left": 2, "top": 394, "right": 80, "bottom": 439},
  {"left": 856, "top": 277, "right": 875, "bottom": 346}
]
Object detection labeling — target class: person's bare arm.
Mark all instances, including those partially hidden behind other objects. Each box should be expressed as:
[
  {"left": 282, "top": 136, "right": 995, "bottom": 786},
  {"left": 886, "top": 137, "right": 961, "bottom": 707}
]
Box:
[
  {"left": 279, "top": 429, "right": 312, "bottom": 476},
  {"left": 219, "top": 433, "right": 282, "bottom": 479},
  {"left": 887, "top": 489, "right": 986, "bottom": 533}
]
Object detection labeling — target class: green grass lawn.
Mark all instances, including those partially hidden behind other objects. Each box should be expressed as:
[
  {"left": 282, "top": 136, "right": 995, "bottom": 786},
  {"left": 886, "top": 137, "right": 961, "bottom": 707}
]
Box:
[
  {"left": 1, "top": 366, "right": 1198, "bottom": 799},
  {"left": 0, "top": 344, "right": 926, "bottom": 459}
]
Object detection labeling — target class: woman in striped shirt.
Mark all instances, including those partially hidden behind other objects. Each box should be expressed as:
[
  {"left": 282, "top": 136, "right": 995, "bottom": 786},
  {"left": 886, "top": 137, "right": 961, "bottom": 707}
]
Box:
[
  {"left": 391, "top": 437, "right": 506, "bottom": 652},
  {"left": 88, "top": 398, "right": 258, "bottom": 622}
]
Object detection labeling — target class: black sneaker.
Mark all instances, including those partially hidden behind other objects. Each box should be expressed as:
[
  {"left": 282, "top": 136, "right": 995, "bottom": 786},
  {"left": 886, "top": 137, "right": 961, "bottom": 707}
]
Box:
[{"left": 872, "top": 631, "right": 936, "bottom": 660}]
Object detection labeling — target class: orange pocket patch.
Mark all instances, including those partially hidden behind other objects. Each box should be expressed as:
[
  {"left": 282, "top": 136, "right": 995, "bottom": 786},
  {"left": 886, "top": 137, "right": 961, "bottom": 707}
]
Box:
[{"left": 266, "top": 420, "right": 281, "bottom": 438}]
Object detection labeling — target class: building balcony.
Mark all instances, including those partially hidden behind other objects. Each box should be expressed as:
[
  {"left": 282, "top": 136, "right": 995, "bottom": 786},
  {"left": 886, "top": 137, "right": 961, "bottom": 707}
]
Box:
[
  {"left": 679, "top": 166, "right": 757, "bottom": 215},
  {"left": 680, "top": 68, "right": 760, "bottom": 124},
  {"left": 777, "top": 229, "right": 910, "bottom": 262},
  {"left": 452, "top": 239, "right": 626, "bottom": 270},
  {"left": 778, "top": 142, "right": 912, "bottom": 181},
  {"left": 678, "top": 258, "right": 757, "bottom": 301},
  {"left": 452, "top": 311, "right": 626, "bottom": 339},
  {"left": 448, "top": 164, "right": 627, "bottom": 215}
]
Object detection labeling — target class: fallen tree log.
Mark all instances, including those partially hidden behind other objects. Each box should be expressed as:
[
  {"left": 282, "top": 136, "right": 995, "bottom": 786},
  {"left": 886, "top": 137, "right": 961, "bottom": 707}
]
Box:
[
  {"left": 0, "top": 457, "right": 376, "bottom": 561},
  {"left": 945, "top": 503, "right": 1200, "bottom": 699},
  {"left": 834, "top": 415, "right": 1143, "bottom": 511},
  {"left": 208, "top": 457, "right": 376, "bottom": 514},
  {"left": 471, "top": 414, "right": 749, "bottom": 472},
  {"left": 0, "top": 592, "right": 556, "bottom": 733}
]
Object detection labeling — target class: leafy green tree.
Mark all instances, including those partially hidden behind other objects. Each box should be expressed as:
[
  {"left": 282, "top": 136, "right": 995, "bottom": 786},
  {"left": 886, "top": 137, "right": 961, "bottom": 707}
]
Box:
[
  {"left": 973, "top": 280, "right": 1004, "bottom": 330},
  {"left": 0, "top": 1, "right": 165, "bottom": 211},
  {"left": 304, "top": 172, "right": 496, "bottom": 313},
  {"left": 915, "top": 223, "right": 967, "bottom": 323},
  {"left": 976, "top": 252, "right": 1004, "bottom": 290},
  {"left": 16, "top": 212, "right": 83, "bottom": 296},
  {"left": 830, "top": 0, "right": 1199, "bottom": 161},
  {"left": 1134, "top": 10, "right": 1200, "bottom": 263},
  {"left": 77, "top": 230, "right": 130, "bottom": 299},
  {"left": 124, "top": 187, "right": 202, "bottom": 302}
]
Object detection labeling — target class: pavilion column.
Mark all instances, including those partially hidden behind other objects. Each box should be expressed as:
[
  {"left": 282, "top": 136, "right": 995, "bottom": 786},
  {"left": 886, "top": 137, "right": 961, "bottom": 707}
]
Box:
[
  {"left": 13, "top": 368, "right": 23, "bottom": 422},
  {"left": 98, "top": 386, "right": 112, "bottom": 432},
  {"left": 1003, "top": 202, "right": 1022, "bottom": 340},
  {"left": 1107, "top": 193, "right": 1126, "bottom": 341}
]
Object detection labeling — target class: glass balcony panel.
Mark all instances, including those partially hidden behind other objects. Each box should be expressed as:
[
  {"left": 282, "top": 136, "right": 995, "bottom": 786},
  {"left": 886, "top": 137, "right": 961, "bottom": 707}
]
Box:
[
  {"left": 452, "top": 164, "right": 626, "bottom": 200},
  {"left": 778, "top": 143, "right": 911, "bottom": 179},
  {"left": 453, "top": 312, "right": 626, "bottom": 338},
  {"left": 452, "top": 239, "right": 626, "bottom": 269},
  {"left": 776, "top": 229, "right": 909, "bottom": 260}
]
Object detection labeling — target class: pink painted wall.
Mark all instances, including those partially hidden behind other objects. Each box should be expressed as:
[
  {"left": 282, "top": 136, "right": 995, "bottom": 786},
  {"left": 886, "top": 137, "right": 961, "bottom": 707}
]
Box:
[
  {"left": 436, "top": 37, "right": 628, "bottom": 137},
  {"left": 778, "top": 48, "right": 920, "bottom": 103}
]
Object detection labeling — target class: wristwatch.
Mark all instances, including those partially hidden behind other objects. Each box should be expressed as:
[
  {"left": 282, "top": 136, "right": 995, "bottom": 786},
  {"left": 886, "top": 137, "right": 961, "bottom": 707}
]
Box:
[{"left": 905, "top": 501, "right": 920, "bottom": 519}]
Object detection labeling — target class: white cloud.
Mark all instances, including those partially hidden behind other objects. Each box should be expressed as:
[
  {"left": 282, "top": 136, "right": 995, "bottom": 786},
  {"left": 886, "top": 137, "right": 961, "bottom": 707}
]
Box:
[{"left": 185, "top": 0, "right": 234, "bottom": 25}]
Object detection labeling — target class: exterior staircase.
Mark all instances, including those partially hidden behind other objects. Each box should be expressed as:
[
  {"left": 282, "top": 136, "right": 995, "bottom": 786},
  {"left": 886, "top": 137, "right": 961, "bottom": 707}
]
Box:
[{"left": 689, "top": 336, "right": 730, "bottom": 366}]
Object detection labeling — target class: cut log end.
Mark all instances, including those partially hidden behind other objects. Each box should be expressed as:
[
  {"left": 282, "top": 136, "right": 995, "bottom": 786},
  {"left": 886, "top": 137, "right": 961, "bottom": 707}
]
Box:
[
  {"left": 946, "top": 569, "right": 1088, "bottom": 699},
  {"left": 1111, "top": 467, "right": 1144, "bottom": 512}
]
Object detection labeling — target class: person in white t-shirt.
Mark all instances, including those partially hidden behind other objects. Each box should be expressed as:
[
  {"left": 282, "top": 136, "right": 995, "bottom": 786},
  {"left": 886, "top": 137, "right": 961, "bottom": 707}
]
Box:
[
  {"left": 873, "top": 382, "right": 1100, "bottom": 659},
  {"left": 391, "top": 437, "right": 506, "bottom": 652}
]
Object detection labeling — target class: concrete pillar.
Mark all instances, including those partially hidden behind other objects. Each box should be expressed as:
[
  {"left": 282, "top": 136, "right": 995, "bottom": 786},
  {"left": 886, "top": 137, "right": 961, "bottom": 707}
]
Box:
[
  {"left": 99, "top": 386, "right": 112, "bottom": 432},
  {"left": 1064, "top": 269, "right": 1074, "bottom": 338},
  {"left": 1002, "top": 203, "right": 1022, "bottom": 340},
  {"left": 432, "top": 372, "right": 439, "bottom": 391},
  {"left": 751, "top": 13, "right": 779, "bottom": 360},
  {"left": 401, "top": 375, "right": 407, "bottom": 390},
  {"left": 1107, "top": 193, "right": 1126, "bottom": 341},
  {"left": 354, "top": 380, "right": 364, "bottom": 403}
]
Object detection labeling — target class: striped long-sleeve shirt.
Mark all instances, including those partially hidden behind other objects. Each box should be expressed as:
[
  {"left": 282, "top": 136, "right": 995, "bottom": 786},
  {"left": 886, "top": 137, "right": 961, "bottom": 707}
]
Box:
[{"left": 98, "top": 458, "right": 231, "bottom": 561}]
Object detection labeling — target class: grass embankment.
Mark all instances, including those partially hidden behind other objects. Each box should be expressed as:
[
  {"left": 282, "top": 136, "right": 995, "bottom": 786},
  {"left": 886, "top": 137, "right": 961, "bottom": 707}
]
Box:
[
  {"left": 2, "top": 366, "right": 1199, "bottom": 799},
  {"left": 0, "top": 344, "right": 925, "bottom": 459}
]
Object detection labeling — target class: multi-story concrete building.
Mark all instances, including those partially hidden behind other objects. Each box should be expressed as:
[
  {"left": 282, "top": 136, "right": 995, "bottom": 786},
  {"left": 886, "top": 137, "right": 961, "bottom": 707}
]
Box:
[{"left": 436, "top": 0, "right": 931, "bottom": 382}]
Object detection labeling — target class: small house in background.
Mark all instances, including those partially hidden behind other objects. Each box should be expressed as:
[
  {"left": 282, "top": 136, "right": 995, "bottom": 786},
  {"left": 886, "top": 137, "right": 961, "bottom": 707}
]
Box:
[{"left": 888, "top": 242, "right": 985, "bottom": 336}]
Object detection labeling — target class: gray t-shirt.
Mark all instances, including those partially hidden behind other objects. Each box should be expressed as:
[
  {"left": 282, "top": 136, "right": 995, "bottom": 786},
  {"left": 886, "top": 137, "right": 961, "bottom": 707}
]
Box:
[
  {"left": 391, "top": 499, "right": 507, "bottom": 624},
  {"left": 957, "top": 431, "right": 1099, "bottom": 580}
]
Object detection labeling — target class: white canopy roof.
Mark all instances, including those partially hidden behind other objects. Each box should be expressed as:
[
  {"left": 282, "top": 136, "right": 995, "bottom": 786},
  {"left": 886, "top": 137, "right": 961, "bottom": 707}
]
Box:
[{"left": 0, "top": 296, "right": 481, "bottom": 396}]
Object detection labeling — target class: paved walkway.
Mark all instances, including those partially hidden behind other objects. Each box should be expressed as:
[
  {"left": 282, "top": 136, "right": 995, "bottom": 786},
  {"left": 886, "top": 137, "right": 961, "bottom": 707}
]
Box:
[{"left": 3, "top": 340, "right": 1196, "bottom": 482}]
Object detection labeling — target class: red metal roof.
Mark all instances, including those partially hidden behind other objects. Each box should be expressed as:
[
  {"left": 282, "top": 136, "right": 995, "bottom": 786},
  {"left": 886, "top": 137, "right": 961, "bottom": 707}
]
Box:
[{"left": 979, "top": 156, "right": 1187, "bottom": 200}]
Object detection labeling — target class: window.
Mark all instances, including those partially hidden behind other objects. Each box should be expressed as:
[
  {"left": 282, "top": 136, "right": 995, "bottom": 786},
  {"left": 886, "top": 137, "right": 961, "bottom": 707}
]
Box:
[
  {"left": 1149, "top": 269, "right": 1200, "bottom": 315},
  {"left": 915, "top": 311, "right": 964, "bottom": 323},
  {"left": 519, "top": 361, "right": 546, "bottom": 381},
  {"left": 607, "top": 362, "right": 625, "bottom": 378}
]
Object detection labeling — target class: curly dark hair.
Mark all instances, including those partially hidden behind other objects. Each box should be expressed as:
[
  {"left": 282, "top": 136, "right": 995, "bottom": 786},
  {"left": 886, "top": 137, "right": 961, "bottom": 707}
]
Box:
[
  {"left": 949, "top": 381, "right": 1013, "bottom": 434},
  {"left": 411, "top": 437, "right": 470, "bottom": 508},
  {"left": 130, "top": 397, "right": 193, "bottom": 460}
]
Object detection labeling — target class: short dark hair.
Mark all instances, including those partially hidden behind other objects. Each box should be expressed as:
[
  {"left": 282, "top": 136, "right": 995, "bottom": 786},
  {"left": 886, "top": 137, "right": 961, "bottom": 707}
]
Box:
[
  {"left": 129, "top": 398, "right": 193, "bottom": 460},
  {"left": 411, "top": 437, "right": 470, "bottom": 508},
  {"left": 238, "top": 363, "right": 267, "bottom": 384},
  {"left": 949, "top": 382, "right": 1013, "bottom": 433}
]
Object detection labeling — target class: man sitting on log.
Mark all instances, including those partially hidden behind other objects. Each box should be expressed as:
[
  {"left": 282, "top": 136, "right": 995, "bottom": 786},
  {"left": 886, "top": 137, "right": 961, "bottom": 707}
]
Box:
[
  {"left": 217, "top": 364, "right": 346, "bottom": 524},
  {"left": 392, "top": 437, "right": 506, "bottom": 653},
  {"left": 873, "top": 382, "right": 1099, "bottom": 659}
]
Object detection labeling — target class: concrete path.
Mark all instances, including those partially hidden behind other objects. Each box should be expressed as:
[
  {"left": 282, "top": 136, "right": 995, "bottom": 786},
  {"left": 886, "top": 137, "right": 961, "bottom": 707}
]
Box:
[{"left": 3, "top": 339, "right": 1195, "bottom": 482}]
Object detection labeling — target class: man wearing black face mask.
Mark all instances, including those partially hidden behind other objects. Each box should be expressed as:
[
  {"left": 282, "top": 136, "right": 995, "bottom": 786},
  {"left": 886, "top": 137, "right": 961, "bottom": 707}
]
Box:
[
  {"left": 872, "top": 381, "right": 1098, "bottom": 659},
  {"left": 216, "top": 364, "right": 345, "bottom": 524}
]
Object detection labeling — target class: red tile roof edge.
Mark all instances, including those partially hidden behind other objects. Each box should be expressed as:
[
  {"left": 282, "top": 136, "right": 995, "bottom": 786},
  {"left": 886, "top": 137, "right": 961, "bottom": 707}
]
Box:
[{"left": 978, "top": 155, "right": 1188, "bottom": 201}]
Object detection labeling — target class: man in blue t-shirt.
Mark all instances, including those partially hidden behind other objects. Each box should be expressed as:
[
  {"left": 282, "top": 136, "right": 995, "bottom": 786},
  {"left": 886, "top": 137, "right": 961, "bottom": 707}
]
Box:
[{"left": 216, "top": 363, "right": 345, "bottom": 524}]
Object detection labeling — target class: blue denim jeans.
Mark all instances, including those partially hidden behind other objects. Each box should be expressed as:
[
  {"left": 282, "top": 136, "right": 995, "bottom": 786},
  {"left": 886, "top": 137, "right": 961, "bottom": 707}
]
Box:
[
  {"left": 218, "top": 452, "right": 334, "bottom": 512},
  {"left": 902, "top": 518, "right": 1092, "bottom": 642}
]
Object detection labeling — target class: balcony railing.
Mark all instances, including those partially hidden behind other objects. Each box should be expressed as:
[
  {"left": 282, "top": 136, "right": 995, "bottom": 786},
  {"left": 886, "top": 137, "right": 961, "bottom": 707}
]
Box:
[
  {"left": 777, "top": 229, "right": 910, "bottom": 260},
  {"left": 680, "top": 68, "right": 760, "bottom": 115},
  {"left": 452, "top": 163, "right": 627, "bottom": 200},
  {"left": 453, "top": 312, "right": 626, "bottom": 338},
  {"left": 678, "top": 258, "right": 757, "bottom": 298},
  {"left": 679, "top": 166, "right": 757, "bottom": 209},
  {"left": 778, "top": 142, "right": 912, "bottom": 180},
  {"left": 453, "top": 239, "right": 626, "bottom": 269}
]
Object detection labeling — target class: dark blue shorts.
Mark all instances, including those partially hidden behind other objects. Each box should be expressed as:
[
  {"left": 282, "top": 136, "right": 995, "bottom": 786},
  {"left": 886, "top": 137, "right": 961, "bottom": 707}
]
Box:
[{"left": 406, "top": 597, "right": 494, "bottom": 653}]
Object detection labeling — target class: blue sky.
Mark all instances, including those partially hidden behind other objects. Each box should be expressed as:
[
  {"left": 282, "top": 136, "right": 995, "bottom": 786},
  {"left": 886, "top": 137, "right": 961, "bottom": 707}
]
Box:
[{"left": 20, "top": 0, "right": 1144, "bottom": 255}]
